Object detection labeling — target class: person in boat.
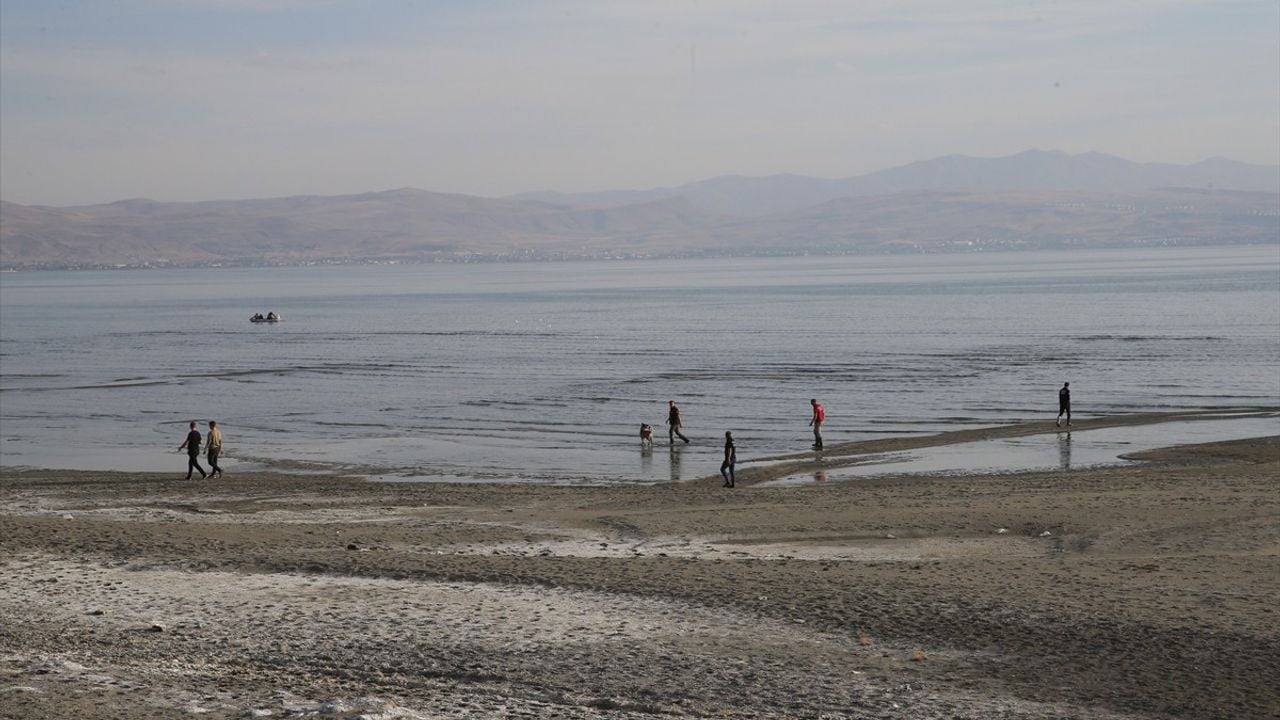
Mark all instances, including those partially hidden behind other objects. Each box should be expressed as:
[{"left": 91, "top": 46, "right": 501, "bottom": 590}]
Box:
[
  {"left": 266, "top": 312, "right": 278, "bottom": 321},
  {"left": 252, "top": 313, "right": 264, "bottom": 321}
]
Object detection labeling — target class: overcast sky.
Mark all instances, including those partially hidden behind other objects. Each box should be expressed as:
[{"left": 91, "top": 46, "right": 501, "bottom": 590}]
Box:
[{"left": 2, "top": 0, "right": 1277, "bottom": 206}]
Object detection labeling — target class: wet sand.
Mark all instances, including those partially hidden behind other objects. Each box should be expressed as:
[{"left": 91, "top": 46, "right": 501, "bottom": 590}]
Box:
[{"left": 2, "top": 413, "right": 1278, "bottom": 719}]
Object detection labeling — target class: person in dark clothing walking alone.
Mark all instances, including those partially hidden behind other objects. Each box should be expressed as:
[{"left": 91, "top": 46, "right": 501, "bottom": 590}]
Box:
[
  {"left": 667, "top": 400, "right": 690, "bottom": 444},
  {"left": 721, "top": 431, "right": 736, "bottom": 488},
  {"left": 1056, "top": 382, "right": 1072, "bottom": 427},
  {"left": 179, "top": 421, "right": 207, "bottom": 479}
]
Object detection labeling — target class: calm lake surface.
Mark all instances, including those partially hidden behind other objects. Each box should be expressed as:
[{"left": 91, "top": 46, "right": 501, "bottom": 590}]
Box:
[{"left": 2, "top": 246, "right": 1278, "bottom": 483}]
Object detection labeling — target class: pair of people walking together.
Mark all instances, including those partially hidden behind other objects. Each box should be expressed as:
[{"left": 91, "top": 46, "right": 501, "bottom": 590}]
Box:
[{"left": 178, "top": 420, "right": 223, "bottom": 479}]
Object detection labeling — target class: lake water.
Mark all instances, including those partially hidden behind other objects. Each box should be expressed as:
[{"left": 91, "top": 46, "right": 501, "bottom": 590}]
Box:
[
  {"left": 759, "top": 413, "right": 1280, "bottom": 487},
  {"left": 1, "top": 246, "right": 1278, "bottom": 484}
]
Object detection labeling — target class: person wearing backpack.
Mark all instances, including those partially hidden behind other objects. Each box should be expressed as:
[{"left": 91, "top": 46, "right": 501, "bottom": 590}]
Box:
[{"left": 809, "top": 398, "right": 826, "bottom": 450}]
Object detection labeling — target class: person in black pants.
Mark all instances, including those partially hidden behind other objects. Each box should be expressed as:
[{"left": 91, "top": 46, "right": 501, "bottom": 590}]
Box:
[
  {"left": 721, "top": 431, "right": 736, "bottom": 487},
  {"left": 179, "top": 421, "right": 207, "bottom": 479},
  {"left": 1056, "top": 382, "right": 1072, "bottom": 427},
  {"left": 206, "top": 420, "right": 224, "bottom": 478},
  {"left": 667, "top": 400, "right": 690, "bottom": 444}
]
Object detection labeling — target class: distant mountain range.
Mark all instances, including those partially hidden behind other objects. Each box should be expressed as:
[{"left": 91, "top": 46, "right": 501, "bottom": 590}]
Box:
[
  {"left": 512, "top": 149, "right": 1280, "bottom": 217},
  {"left": 2, "top": 150, "right": 1276, "bottom": 269}
]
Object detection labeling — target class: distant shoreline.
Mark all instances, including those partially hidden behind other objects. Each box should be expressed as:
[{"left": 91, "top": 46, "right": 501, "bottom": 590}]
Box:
[{"left": 4, "top": 237, "right": 1278, "bottom": 273}]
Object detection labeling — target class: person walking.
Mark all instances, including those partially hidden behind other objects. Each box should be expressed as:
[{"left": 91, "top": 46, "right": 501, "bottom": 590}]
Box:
[
  {"left": 206, "top": 420, "right": 224, "bottom": 478},
  {"left": 1056, "top": 382, "right": 1072, "bottom": 427},
  {"left": 667, "top": 400, "right": 689, "bottom": 444},
  {"left": 809, "top": 398, "right": 826, "bottom": 449},
  {"left": 721, "top": 431, "right": 737, "bottom": 488},
  {"left": 178, "top": 421, "right": 207, "bottom": 479}
]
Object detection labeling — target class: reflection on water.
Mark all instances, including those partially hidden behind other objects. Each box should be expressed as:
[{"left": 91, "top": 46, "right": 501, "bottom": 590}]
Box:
[
  {"left": 761, "top": 415, "right": 1279, "bottom": 487},
  {"left": 668, "top": 445, "right": 683, "bottom": 483}
]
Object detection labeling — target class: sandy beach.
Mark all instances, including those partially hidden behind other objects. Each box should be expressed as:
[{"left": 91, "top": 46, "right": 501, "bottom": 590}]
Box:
[{"left": 2, "top": 413, "right": 1278, "bottom": 720}]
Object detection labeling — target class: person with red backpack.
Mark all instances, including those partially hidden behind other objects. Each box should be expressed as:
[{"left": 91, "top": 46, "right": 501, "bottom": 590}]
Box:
[{"left": 809, "top": 398, "right": 826, "bottom": 450}]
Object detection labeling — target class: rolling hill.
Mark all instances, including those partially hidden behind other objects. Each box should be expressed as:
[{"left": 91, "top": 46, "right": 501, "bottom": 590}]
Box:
[{"left": 2, "top": 151, "right": 1277, "bottom": 269}]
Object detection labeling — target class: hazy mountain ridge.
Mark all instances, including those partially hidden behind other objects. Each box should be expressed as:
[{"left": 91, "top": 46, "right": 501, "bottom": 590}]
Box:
[
  {"left": 712, "top": 188, "right": 1280, "bottom": 254},
  {"left": 0, "top": 191, "right": 713, "bottom": 268},
  {"left": 515, "top": 150, "right": 1280, "bottom": 217},
  {"left": 2, "top": 152, "right": 1277, "bottom": 269}
]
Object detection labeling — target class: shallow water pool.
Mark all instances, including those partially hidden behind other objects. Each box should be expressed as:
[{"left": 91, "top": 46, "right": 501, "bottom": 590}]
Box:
[{"left": 758, "top": 414, "right": 1280, "bottom": 487}]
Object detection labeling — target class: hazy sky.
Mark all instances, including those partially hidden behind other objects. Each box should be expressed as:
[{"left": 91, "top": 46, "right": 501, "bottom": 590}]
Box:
[{"left": 2, "top": 0, "right": 1278, "bottom": 206}]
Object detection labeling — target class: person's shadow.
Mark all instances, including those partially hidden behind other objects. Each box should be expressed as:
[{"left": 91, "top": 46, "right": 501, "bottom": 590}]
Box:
[
  {"left": 668, "top": 445, "right": 683, "bottom": 482},
  {"left": 1058, "top": 432, "right": 1072, "bottom": 470}
]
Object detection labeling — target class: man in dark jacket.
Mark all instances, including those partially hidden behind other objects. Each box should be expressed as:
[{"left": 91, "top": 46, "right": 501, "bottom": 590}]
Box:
[
  {"left": 179, "top": 421, "right": 207, "bottom": 479},
  {"left": 667, "top": 400, "right": 690, "bottom": 444},
  {"left": 721, "top": 431, "right": 736, "bottom": 488}
]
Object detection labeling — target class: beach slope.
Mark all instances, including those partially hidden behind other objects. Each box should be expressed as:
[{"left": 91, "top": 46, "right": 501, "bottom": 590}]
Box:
[{"left": 2, "top": 424, "right": 1278, "bottom": 719}]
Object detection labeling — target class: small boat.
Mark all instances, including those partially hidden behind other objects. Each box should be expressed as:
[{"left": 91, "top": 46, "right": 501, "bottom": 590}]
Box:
[{"left": 250, "top": 312, "right": 281, "bottom": 323}]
